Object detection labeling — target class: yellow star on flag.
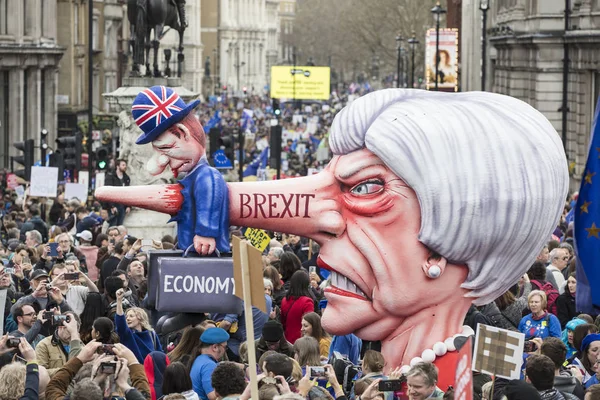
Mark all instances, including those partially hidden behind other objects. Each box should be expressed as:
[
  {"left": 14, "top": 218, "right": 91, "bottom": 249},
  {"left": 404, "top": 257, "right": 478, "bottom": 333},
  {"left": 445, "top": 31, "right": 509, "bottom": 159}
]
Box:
[
  {"left": 581, "top": 201, "right": 592, "bottom": 214},
  {"left": 585, "top": 171, "right": 596, "bottom": 185},
  {"left": 586, "top": 222, "right": 600, "bottom": 239}
]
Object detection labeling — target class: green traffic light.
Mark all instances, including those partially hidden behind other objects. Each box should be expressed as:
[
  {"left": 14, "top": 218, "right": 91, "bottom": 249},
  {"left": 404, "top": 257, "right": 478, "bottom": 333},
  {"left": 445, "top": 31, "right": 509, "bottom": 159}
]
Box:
[{"left": 98, "top": 161, "right": 107, "bottom": 169}]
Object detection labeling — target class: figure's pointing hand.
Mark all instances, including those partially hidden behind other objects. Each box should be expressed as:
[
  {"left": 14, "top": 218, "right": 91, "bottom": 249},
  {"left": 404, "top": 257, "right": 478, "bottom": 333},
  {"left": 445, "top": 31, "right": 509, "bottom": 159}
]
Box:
[{"left": 193, "top": 235, "right": 216, "bottom": 255}]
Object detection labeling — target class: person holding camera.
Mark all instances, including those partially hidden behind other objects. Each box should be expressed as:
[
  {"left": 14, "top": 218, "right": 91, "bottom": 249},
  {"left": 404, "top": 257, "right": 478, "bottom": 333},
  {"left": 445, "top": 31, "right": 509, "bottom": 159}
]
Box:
[
  {"left": 45, "top": 340, "right": 151, "bottom": 400},
  {"left": 35, "top": 310, "right": 83, "bottom": 376},
  {"left": 0, "top": 336, "right": 44, "bottom": 400},
  {"left": 9, "top": 303, "right": 46, "bottom": 348},
  {"left": 114, "top": 287, "right": 162, "bottom": 363},
  {"left": 48, "top": 262, "right": 99, "bottom": 316}
]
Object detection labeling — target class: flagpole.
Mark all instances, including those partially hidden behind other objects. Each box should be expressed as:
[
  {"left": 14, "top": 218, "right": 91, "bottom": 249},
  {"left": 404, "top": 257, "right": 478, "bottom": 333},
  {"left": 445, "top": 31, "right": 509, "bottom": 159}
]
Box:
[{"left": 238, "top": 127, "right": 244, "bottom": 182}]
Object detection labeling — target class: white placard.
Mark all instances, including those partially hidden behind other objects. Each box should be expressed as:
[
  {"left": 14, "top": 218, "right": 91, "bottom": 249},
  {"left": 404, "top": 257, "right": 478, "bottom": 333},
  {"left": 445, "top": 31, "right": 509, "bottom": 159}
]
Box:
[
  {"left": 472, "top": 324, "right": 525, "bottom": 380},
  {"left": 14, "top": 185, "right": 25, "bottom": 199},
  {"left": 29, "top": 166, "right": 59, "bottom": 198},
  {"left": 65, "top": 183, "right": 88, "bottom": 203},
  {"left": 293, "top": 115, "right": 303, "bottom": 125},
  {"left": 95, "top": 172, "right": 106, "bottom": 188},
  {"left": 78, "top": 171, "right": 89, "bottom": 187}
]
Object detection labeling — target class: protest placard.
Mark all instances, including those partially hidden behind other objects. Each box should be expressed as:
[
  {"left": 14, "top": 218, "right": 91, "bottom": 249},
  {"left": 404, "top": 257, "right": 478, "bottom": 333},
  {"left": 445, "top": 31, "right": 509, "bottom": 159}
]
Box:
[
  {"left": 472, "top": 324, "right": 525, "bottom": 380},
  {"left": 65, "top": 183, "right": 88, "bottom": 202},
  {"left": 244, "top": 228, "right": 271, "bottom": 252},
  {"left": 29, "top": 167, "right": 58, "bottom": 197}
]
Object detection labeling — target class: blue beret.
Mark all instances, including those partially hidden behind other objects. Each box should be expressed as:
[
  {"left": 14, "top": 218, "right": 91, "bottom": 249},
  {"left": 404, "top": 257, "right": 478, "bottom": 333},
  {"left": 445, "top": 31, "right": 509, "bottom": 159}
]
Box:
[
  {"left": 580, "top": 333, "right": 600, "bottom": 353},
  {"left": 200, "top": 327, "right": 230, "bottom": 345}
]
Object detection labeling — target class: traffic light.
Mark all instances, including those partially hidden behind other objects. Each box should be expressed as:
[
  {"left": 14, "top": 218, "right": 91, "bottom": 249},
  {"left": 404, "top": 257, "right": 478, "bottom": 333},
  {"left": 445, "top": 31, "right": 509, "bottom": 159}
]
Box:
[
  {"left": 270, "top": 125, "right": 282, "bottom": 170},
  {"left": 219, "top": 133, "right": 234, "bottom": 165},
  {"left": 209, "top": 127, "right": 220, "bottom": 161},
  {"left": 48, "top": 152, "right": 64, "bottom": 181},
  {"left": 242, "top": 86, "right": 247, "bottom": 96},
  {"left": 272, "top": 98, "right": 281, "bottom": 116},
  {"left": 95, "top": 146, "right": 110, "bottom": 170},
  {"left": 55, "top": 132, "right": 82, "bottom": 174},
  {"left": 13, "top": 139, "right": 34, "bottom": 181},
  {"left": 40, "top": 129, "right": 48, "bottom": 165}
]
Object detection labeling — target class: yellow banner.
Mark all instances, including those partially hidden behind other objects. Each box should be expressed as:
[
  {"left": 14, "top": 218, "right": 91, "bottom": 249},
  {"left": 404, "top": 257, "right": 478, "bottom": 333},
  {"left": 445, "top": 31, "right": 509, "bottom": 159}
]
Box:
[
  {"left": 270, "top": 66, "right": 331, "bottom": 100},
  {"left": 244, "top": 228, "right": 271, "bottom": 252}
]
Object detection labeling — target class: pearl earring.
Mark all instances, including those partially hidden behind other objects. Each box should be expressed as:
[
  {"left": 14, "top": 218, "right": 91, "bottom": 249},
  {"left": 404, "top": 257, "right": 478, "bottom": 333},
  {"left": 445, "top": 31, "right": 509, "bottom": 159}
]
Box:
[{"left": 426, "top": 265, "right": 442, "bottom": 279}]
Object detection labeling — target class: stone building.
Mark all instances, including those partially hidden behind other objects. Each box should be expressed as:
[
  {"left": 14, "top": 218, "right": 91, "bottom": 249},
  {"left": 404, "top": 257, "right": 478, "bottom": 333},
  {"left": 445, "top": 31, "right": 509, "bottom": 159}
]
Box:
[
  {"left": 279, "top": 0, "right": 295, "bottom": 63},
  {"left": 462, "top": 0, "right": 600, "bottom": 187},
  {"left": 219, "top": 0, "right": 269, "bottom": 95},
  {"left": 56, "top": 0, "right": 126, "bottom": 136},
  {"left": 0, "top": 0, "right": 64, "bottom": 168}
]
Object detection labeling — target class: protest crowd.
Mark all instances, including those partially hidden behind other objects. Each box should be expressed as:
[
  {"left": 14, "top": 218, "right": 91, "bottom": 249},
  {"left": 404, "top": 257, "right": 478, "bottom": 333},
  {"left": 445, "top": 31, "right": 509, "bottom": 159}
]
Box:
[{"left": 0, "top": 87, "right": 598, "bottom": 400}]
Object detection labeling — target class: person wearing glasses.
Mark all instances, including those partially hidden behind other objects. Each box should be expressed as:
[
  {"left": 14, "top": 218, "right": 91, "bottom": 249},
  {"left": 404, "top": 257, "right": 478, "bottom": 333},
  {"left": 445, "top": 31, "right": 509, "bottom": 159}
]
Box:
[
  {"left": 9, "top": 303, "right": 46, "bottom": 348},
  {"left": 546, "top": 248, "right": 570, "bottom": 294},
  {"left": 190, "top": 327, "right": 230, "bottom": 400}
]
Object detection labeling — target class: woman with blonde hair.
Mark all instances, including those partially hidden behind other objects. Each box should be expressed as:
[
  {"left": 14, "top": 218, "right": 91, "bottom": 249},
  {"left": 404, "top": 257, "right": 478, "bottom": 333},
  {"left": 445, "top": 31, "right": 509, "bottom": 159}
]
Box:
[
  {"left": 518, "top": 290, "right": 561, "bottom": 345},
  {"left": 115, "top": 287, "right": 162, "bottom": 363}
]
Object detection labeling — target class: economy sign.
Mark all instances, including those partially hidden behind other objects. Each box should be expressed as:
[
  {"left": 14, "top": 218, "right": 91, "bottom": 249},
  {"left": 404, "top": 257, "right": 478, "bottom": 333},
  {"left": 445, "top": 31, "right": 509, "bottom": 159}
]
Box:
[
  {"left": 155, "top": 257, "right": 243, "bottom": 314},
  {"left": 270, "top": 66, "right": 330, "bottom": 100}
]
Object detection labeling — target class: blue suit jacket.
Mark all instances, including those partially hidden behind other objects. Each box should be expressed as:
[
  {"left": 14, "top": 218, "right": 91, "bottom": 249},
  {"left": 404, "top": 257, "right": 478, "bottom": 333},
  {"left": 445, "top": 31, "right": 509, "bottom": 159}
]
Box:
[{"left": 170, "top": 159, "right": 230, "bottom": 253}]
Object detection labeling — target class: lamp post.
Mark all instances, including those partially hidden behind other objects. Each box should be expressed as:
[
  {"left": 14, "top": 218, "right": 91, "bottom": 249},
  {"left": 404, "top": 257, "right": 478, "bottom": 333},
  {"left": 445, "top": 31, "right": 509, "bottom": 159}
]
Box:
[
  {"left": 431, "top": 1, "right": 446, "bottom": 91},
  {"left": 407, "top": 31, "right": 419, "bottom": 88},
  {"left": 234, "top": 43, "right": 246, "bottom": 94},
  {"left": 396, "top": 34, "right": 403, "bottom": 88},
  {"left": 480, "top": 0, "right": 489, "bottom": 91}
]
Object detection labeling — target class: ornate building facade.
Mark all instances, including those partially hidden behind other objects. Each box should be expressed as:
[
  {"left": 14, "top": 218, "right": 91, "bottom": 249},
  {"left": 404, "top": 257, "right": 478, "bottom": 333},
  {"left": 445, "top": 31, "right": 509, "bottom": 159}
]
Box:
[{"left": 0, "top": 0, "right": 64, "bottom": 168}]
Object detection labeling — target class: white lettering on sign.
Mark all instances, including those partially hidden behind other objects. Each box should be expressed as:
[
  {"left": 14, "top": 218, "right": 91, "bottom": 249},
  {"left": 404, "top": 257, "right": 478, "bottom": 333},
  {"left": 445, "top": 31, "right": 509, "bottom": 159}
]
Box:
[{"left": 163, "top": 275, "right": 236, "bottom": 295}]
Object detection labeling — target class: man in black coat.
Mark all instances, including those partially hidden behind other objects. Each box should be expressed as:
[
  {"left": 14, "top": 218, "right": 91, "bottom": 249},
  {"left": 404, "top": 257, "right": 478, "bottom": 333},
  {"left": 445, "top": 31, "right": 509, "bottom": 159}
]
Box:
[{"left": 104, "top": 159, "right": 131, "bottom": 226}]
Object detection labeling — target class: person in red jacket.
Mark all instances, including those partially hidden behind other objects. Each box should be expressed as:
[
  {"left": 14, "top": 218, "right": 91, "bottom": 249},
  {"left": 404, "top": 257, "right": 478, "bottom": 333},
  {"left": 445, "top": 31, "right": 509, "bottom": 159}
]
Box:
[{"left": 280, "top": 270, "right": 316, "bottom": 344}]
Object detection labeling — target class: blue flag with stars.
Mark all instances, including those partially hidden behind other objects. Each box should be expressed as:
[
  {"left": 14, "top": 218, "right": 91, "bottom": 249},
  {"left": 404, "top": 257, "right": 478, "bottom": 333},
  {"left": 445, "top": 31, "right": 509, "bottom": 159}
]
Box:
[
  {"left": 575, "top": 94, "right": 600, "bottom": 313},
  {"left": 213, "top": 149, "right": 232, "bottom": 169}
]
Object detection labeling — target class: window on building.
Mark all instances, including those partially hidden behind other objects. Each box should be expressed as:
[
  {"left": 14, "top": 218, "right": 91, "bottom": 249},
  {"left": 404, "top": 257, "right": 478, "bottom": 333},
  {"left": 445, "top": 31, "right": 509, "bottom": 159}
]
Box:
[
  {"left": 93, "top": 73, "right": 99, "bottom": 111},
  {"left": 0, "top": 0, "right": 7, "bottom": 35},
  {"left": 93, "top": 16, "right": 99, "bottom": 50},
  {"left": 74, "top": 3, "right": 79, "bottom": 44},
  {"left": 77, "top": 65, "right": 83, "bottom": 105}
]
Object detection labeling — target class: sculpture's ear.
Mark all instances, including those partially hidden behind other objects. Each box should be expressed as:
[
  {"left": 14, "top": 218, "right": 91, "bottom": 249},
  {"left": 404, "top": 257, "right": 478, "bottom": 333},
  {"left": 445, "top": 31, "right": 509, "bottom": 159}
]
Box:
[{"left": 421, "top": 252, "right": 448, "bottom": 278}]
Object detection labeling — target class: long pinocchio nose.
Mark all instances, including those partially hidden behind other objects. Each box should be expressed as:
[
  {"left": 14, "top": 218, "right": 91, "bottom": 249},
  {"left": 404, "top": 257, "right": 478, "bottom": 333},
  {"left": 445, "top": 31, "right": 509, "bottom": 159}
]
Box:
[
  {"left": 95, "top": 171, "right": 345, "bottom": 242},
  {"left": 228, "top": 171, "right": 345, "bottom": 242}
]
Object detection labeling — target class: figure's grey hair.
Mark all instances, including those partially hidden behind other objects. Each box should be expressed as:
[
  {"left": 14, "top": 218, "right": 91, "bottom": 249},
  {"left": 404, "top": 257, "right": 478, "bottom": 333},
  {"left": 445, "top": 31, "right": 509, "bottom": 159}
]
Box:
[
  {"left": 270, "top": 247, "right": 284, "bottom": 259},
  {"left": 264, "top": 278, "right": 273, "bottom": 290},
  {"left": 549, "top": 248, "right": 566, "bottom": 263},
  {"left": 329, "top": 89, "right": 569, "bottom": 305}
]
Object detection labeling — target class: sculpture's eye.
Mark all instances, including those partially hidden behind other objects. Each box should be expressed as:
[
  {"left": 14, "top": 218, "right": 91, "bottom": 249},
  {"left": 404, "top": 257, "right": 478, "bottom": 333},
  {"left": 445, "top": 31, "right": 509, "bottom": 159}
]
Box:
[{"left": 350, "top": 180, "right": 384, "bottom": 196}]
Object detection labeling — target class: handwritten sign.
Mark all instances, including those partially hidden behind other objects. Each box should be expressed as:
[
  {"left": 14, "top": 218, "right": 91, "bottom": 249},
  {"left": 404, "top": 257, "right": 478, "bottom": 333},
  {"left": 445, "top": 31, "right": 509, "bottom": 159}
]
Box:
[
  {"left": 29, "top": 167, "right": 58, "bottom": 197},
  {"left": 65, "top": 183, "right": 88, "bottom": 202},
  {"left": 472, "top": 324, "right": 525, "bottom": 380},
  {"left": 244, "top": 228, "right": 271, "bottom": 252}
]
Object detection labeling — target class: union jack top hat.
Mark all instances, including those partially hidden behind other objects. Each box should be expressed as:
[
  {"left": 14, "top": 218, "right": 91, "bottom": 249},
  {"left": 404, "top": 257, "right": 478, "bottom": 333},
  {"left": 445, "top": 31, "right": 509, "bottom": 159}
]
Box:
[{"left": 132, "top": 85, "right": 200, "bottom": 145}]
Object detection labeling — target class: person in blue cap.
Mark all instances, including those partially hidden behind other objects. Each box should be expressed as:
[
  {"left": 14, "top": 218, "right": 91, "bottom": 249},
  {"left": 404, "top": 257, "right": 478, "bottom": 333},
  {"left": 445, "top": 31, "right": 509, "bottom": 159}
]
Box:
[
  {"left": 132, "top": 85, "right": 229, "bottom": 255},
  {"left": 190, "top": 327, "right": 230, "bottom": 400}
]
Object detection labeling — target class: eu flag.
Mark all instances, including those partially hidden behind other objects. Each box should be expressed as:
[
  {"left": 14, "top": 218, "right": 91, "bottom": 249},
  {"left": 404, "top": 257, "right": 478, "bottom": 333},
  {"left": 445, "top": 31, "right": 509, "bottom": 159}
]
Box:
[{"left": 575, "top": 95, "right": 600, "bottom": 313}]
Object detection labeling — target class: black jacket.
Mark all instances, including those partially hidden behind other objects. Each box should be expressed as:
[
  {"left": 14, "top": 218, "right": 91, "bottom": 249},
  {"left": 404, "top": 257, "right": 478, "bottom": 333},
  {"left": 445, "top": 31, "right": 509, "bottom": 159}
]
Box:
[
  {"left": 556, "top": 291, "right": 577, "bottom": 329},
  {"left": 20, "top": 216, "right": 48, "bottom": 243}
]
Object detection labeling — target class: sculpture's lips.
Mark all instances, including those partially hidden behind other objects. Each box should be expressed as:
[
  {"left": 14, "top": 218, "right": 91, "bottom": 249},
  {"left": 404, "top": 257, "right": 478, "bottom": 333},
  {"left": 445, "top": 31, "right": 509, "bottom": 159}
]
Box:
[{"left": 318, "top": 257, "right": 369, "bottom": 301}]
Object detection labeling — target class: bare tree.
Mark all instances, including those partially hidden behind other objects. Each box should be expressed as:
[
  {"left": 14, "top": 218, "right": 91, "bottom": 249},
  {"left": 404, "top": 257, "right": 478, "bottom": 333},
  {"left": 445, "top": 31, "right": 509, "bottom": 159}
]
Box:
[{"left": 294, "top": 0, "right": 441, "bottom": 86}]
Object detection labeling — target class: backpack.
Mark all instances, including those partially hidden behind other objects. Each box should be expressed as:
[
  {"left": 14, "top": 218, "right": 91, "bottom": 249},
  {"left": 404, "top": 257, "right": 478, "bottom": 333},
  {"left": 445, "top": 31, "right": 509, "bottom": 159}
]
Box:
[
  {"left": 531, "top": 280, "right": 560, "bottom": 316},
  {"left": 329, "top": 351, "right": 361, "bottom": 396}
]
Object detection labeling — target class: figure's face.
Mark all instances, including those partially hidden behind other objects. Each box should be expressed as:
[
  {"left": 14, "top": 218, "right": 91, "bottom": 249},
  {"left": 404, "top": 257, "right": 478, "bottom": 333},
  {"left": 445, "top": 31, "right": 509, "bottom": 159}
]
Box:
[
  {"left": 148, "top": 122, "right": 205, "bottom": 177},
  {"left": 25, "top": 234, "right": 36, "bottom": 247},
  {"left": 126, "top": 310, "right": 141, "bottom": 330},
  {"left": 0, "top": 273, "right": 11, "bottom": 288},
  {"left": 537, "top": 247, "right": 549, "bottom": 263},
  {"left": 128, "top": 261, "right": 145, "bottom": 278},
  {"left": 407, "top": 374, "right": 435, "bottom": 400},
  {"left": 554, "top": 249, "right": 569, "bottom": 270},
  {"left": 317, "top": 149, "right": 468, "bottom": 340},
  {"left": 567, "top": 276, "right": 577, "bottom": 294},
  {"left": 58, "top": 235, "right": 71, "bottom": 253},
  {"left": 301, "top": 319, "right": 313, "bottom": 337},
  {"left": 568, "top": 330, "right": 574, "bottom": 345},
  {"left": 108, "top": 229, "right": 120, "bottom": 243}
]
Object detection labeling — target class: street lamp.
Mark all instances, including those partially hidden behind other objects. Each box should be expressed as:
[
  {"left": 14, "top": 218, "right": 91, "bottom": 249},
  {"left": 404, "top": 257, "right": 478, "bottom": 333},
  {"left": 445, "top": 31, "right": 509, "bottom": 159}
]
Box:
[
  {"left": 431, "top": 1, "right": 447, "bottom": 91},
  {"left": 480, "top": 0, "right": 489, "bottom": 91},
  {"left": 396, "top": 34, "right": 403, "bottom": 88},
  {"left": 407, "top": 31, "right": 420, "bottom": 88}
]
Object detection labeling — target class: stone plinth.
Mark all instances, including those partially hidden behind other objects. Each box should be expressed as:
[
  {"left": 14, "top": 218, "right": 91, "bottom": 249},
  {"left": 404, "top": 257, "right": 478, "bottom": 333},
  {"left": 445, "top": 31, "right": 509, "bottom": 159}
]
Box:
[{"left": 123, "top": 208, "right": 177, "bottom": 242}]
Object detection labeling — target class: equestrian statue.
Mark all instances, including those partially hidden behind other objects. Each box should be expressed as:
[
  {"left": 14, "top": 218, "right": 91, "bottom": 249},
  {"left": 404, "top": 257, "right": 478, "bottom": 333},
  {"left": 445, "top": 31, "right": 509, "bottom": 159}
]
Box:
[{"left": 127, "top": 0, "right": 188, "bottom": 77}]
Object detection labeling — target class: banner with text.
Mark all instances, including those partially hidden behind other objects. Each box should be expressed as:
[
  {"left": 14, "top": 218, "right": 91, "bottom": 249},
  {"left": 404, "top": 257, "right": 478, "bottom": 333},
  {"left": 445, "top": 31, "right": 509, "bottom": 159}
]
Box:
[
  {"left": 155, "top": 256, "right": 243, "bottom": 314},
  {"left": 425, "top": 28, "right": 459, "bottom": 91},
  {"left": 271, "top": 66, "right": 331, "bottom": 100}
]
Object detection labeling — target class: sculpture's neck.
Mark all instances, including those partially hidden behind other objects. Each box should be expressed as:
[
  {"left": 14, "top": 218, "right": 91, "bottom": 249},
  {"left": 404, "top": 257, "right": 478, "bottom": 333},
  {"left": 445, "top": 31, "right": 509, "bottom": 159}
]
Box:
[{"left": 380, "top": 296, "right": 472, "bottom": 371}]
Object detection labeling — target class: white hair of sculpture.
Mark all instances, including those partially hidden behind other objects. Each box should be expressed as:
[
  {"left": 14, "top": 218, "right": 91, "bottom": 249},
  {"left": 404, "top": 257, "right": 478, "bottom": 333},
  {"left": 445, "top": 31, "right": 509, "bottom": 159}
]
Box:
[{"left": 329, "top": 89, "right": 569, "bottom": 305}]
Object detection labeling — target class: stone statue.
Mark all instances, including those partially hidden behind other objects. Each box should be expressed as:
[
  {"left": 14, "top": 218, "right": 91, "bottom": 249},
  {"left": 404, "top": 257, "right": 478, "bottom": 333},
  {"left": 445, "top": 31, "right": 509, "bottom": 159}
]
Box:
[
  {"left": 127, "top": 0, "right": 187, "bottom": 77},
  {"left": 117, "top": 110, "right": 172, "bottom": 186}
]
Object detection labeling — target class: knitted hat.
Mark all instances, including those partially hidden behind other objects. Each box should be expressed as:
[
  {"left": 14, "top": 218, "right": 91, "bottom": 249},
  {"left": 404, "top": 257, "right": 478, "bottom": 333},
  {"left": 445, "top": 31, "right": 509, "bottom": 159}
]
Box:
[
  {"left": 262, "top": 320, "right": 284, "bottom": 342},
  {"left": 200, "top": 327, "right": 230, "bottom": 345},
  {"left": 580, "top": 333, "right": 600, "bottom": 353}
]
